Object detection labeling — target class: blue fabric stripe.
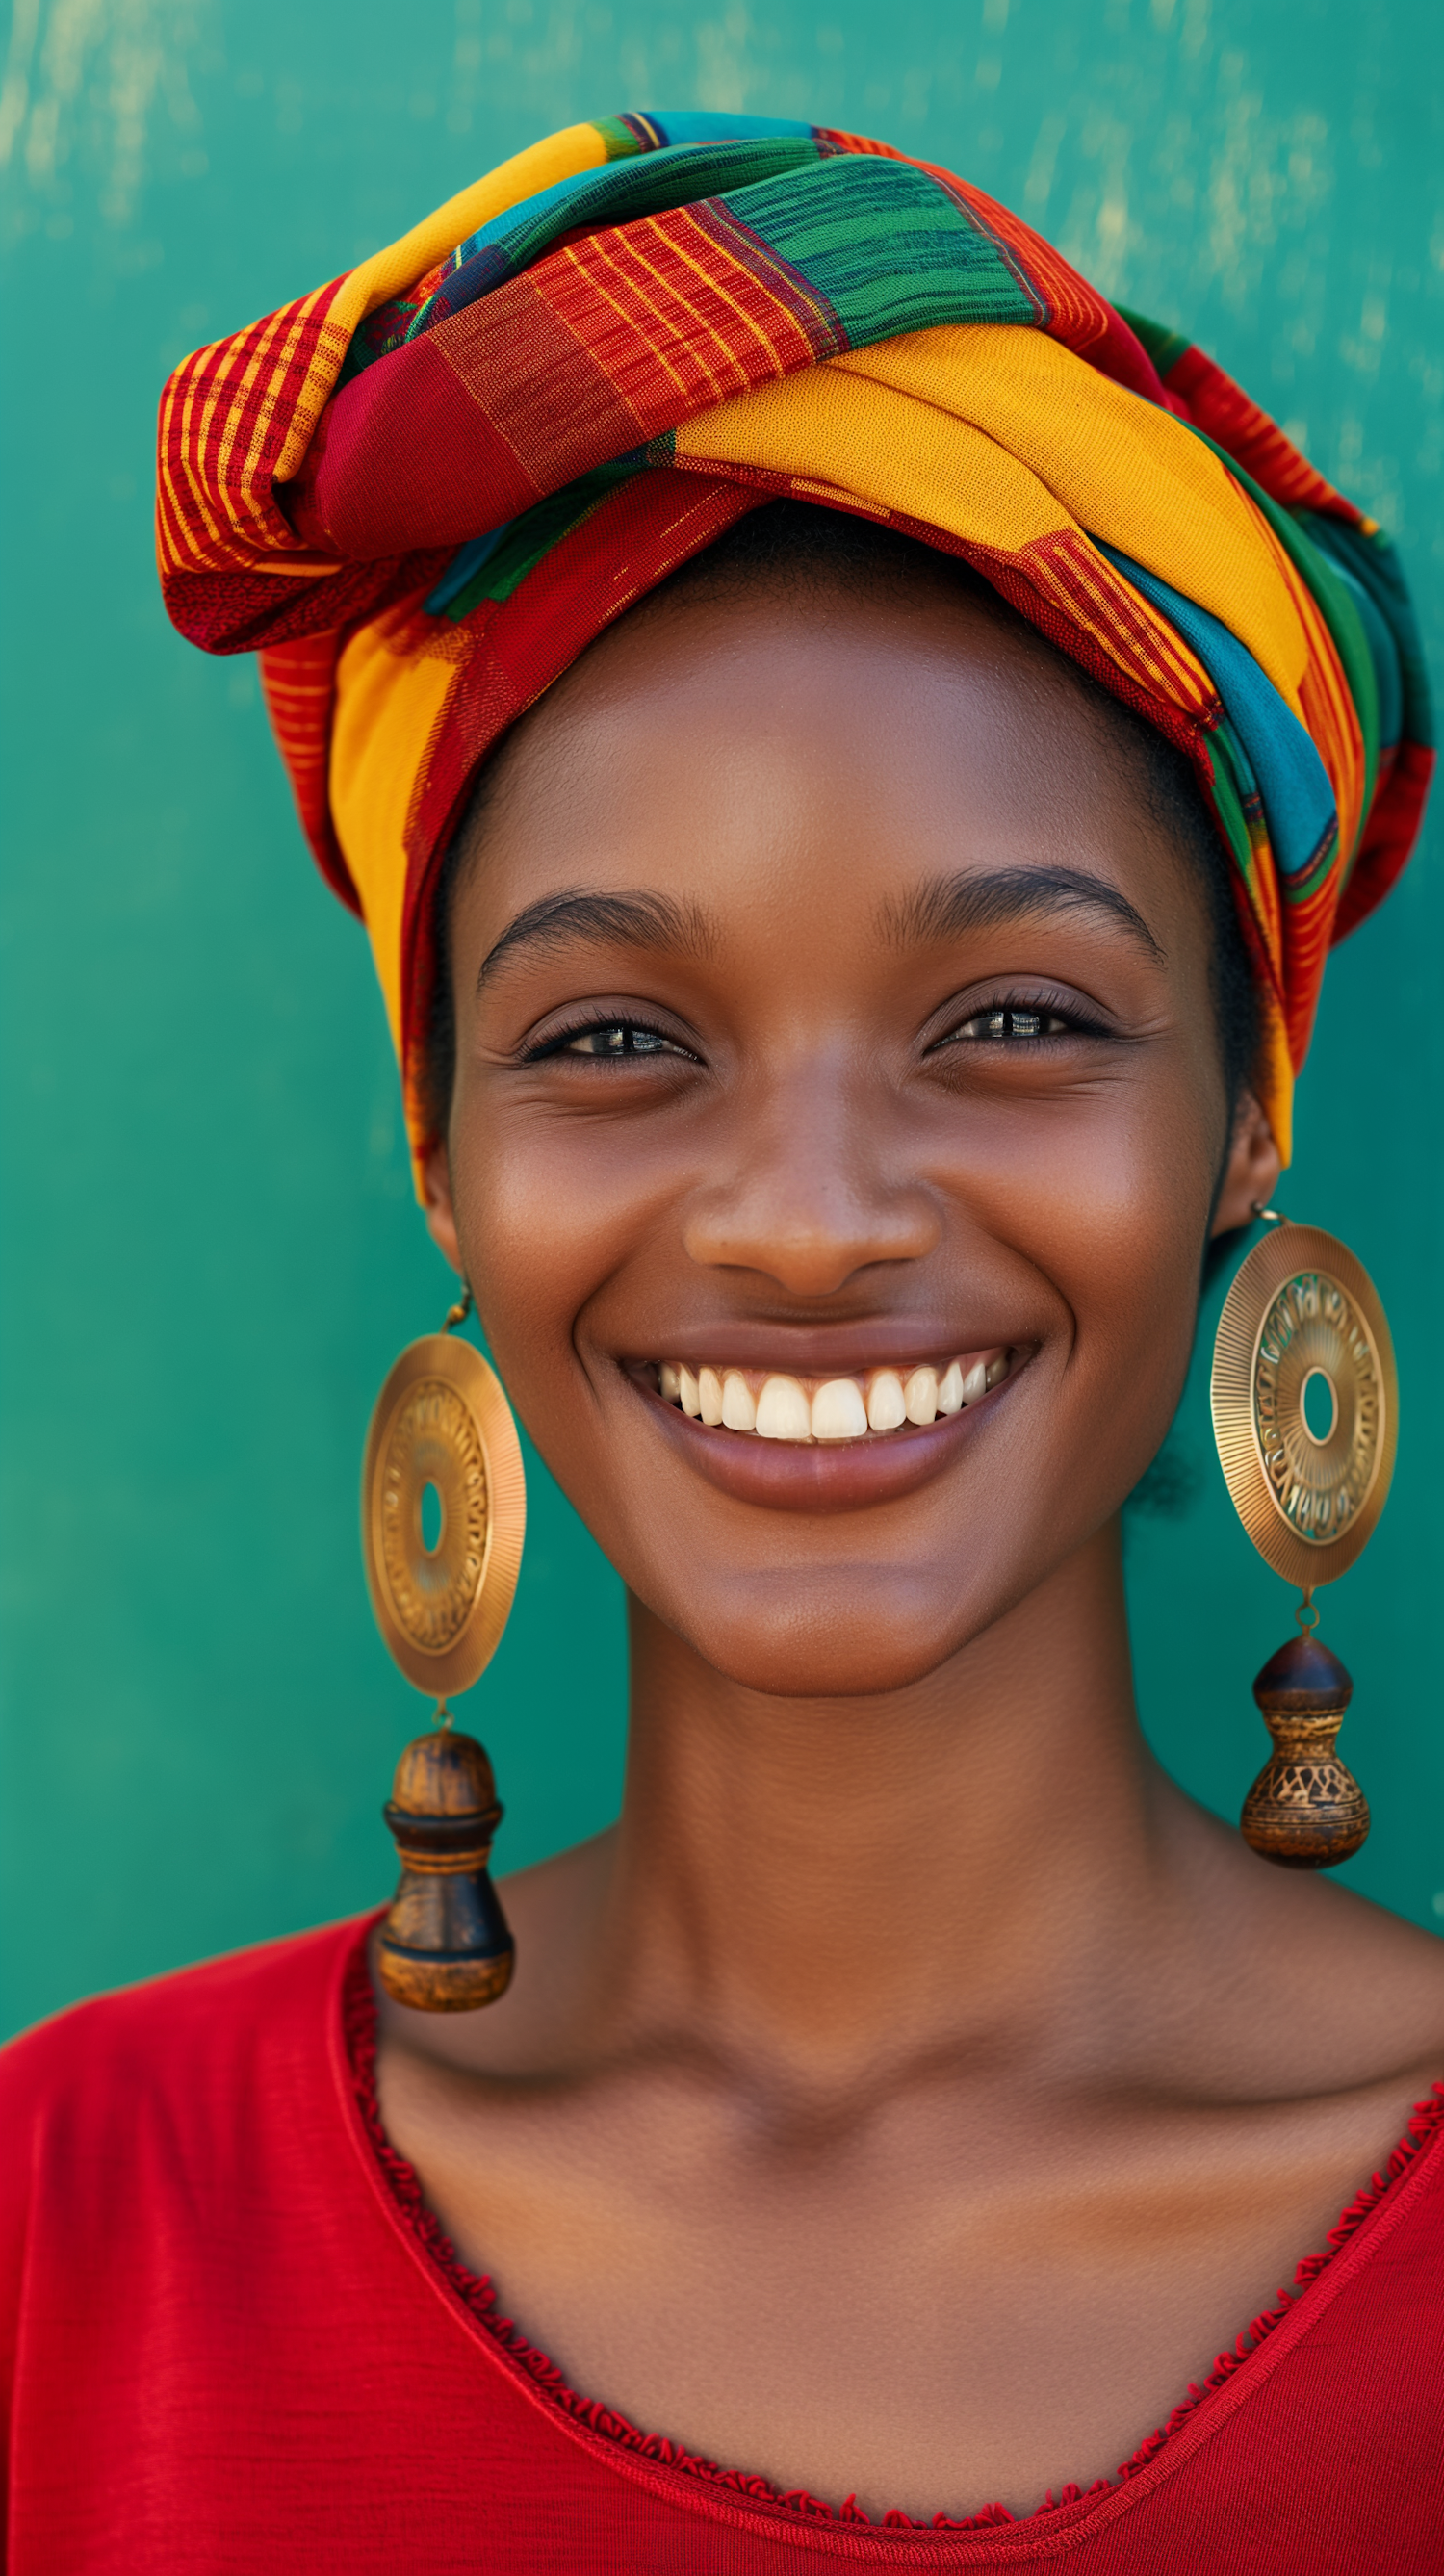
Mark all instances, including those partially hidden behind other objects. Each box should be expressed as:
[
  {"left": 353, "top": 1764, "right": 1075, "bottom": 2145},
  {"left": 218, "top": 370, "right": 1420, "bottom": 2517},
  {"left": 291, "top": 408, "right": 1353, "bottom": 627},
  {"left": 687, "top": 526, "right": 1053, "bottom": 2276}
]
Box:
[
  {"left": 639, "top": 112, "right": 816, "bottom": 146},
  {"left": 425, "top": 528, "right": 507, "bottom": 615},
  {"left": 1097, "top": 543, "right": 1337, "bottom": 881}
]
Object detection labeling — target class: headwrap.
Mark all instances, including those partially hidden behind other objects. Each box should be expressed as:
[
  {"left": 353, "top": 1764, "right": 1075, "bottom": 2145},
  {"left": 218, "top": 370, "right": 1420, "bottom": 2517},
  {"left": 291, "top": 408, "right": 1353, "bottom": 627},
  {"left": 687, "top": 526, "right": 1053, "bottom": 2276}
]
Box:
[{"left": 156, "top": 111, "right": 1432, "bottom": 1171}]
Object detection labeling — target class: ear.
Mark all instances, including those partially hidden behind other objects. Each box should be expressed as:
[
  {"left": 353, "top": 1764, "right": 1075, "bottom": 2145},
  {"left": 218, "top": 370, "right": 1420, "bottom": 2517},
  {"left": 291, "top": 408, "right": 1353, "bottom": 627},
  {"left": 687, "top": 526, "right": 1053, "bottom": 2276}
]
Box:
[
  {"left": 421, "top": 1139, "right": 465, "bottom": 1274},
  {"left": 1210, "top": 1090, "right": 1282, "bottom": 1238}
]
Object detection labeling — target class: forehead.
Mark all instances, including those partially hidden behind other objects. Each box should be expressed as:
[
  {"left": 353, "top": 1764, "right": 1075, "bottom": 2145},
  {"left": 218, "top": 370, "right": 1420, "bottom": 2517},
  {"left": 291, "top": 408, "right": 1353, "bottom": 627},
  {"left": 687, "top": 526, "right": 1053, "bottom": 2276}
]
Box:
[{"left": 456, "top": 577, "right": 1184, "bottom": 940}]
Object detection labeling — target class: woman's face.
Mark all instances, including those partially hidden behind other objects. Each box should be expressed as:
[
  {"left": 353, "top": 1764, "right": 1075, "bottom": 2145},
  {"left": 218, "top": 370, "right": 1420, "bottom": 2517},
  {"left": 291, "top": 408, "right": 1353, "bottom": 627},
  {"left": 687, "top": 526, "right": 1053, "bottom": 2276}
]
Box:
[{"left": 431, "top": 574, "right": 1276, "bottom": 1697}]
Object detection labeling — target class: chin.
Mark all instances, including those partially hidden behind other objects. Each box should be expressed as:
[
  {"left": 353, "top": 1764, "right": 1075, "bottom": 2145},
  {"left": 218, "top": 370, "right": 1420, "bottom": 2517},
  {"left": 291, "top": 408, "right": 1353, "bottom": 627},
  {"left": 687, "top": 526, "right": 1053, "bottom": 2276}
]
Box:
[{"left": 661, "top": 1567, "right": 988, "bottom": 1702}]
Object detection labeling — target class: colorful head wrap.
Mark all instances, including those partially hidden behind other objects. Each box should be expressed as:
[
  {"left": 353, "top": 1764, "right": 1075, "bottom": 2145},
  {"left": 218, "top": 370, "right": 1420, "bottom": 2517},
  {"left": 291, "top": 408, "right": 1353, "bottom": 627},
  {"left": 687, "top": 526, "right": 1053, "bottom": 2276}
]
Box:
[{"left": 157, "top": 111, "right": 1431, "bottom": 1170}]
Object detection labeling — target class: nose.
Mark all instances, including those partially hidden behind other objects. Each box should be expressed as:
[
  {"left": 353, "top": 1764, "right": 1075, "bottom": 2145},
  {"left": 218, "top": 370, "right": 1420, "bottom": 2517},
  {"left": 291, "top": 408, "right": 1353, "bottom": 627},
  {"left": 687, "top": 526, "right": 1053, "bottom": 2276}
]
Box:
[{"left": 681, "top": 1073, "right": 941, "bottom": 1297}]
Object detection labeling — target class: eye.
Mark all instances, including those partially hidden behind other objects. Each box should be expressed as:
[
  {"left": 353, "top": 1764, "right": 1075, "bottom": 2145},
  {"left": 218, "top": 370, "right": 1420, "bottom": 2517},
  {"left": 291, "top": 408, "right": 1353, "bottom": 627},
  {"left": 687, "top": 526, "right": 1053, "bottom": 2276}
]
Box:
[
  {"left": 943, "top": 1004, "right": 1075, "bottom": 1043},
  {"left": 527, "top": 1018, "right": 695, "bottom": 1063}
]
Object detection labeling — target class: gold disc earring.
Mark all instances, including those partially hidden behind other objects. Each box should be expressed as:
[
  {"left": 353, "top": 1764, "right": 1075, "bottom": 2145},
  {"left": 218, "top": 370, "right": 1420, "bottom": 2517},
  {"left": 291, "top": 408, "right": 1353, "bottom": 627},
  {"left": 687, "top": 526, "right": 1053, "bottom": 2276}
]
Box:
[
  {"left": 361, "top": 1288, "right": 527, "bottom": 2008},
  {"left": 1210, "top": 1208, "right": 1398, "bottom": 1868}
]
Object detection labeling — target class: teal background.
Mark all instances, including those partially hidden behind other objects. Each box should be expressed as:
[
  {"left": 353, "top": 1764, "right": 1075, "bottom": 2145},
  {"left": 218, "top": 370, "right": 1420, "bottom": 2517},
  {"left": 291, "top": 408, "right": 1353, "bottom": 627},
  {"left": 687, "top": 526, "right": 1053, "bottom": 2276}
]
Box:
[{"left": 1, "top": 0, "right": 1440, "bottom": 2040}]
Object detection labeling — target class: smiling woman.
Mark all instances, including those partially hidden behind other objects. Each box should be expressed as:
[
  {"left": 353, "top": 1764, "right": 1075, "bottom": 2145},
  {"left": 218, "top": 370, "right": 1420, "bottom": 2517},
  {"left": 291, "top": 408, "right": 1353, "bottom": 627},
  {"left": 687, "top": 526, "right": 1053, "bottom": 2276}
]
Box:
[{"left": 3, "top": 109, "right": 1441, "bottom": 2575}]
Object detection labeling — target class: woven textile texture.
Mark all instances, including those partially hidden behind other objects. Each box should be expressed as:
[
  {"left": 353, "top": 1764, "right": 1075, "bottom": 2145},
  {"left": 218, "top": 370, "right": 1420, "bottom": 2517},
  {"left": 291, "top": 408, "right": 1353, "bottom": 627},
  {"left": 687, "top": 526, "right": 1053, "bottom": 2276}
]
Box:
[{"left": 155, "top": 109, "right": 1433, "bottom": 1169}]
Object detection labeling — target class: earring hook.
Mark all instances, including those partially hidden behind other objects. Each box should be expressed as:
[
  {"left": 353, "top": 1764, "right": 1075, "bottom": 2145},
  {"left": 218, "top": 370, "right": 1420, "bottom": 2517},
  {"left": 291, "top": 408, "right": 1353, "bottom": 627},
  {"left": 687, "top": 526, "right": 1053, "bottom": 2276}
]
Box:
[{"left": 442, "top": 1285, "right": 474, "bottom": 1334}]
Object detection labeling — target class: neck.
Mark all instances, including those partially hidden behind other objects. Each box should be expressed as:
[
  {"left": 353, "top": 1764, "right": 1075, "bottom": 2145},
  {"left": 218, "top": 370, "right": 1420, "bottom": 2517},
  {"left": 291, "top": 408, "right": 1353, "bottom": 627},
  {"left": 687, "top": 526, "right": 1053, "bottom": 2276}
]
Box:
[{"left": 587, "top": 1520, "right": 1186, "bottom": 2087}]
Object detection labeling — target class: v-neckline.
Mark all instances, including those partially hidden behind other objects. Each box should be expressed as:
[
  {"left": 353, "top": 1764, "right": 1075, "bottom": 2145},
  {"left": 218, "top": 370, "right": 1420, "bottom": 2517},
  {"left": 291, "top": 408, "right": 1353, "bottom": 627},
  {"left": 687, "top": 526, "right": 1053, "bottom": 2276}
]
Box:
[{"left": 336, "top": 1924, "right": 1444, "bottom": 2551}]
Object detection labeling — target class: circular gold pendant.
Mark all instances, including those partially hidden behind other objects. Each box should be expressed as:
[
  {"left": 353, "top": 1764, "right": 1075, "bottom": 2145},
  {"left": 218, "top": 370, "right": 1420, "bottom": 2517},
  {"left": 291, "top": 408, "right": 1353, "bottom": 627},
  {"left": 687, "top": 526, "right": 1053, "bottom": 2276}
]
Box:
[
  {"left": 362, "top": 1335, "right": 526, "bottom": 1698},
  {"left": 1211, "top": 1224, "right": 1397, "bottom": 1589}
]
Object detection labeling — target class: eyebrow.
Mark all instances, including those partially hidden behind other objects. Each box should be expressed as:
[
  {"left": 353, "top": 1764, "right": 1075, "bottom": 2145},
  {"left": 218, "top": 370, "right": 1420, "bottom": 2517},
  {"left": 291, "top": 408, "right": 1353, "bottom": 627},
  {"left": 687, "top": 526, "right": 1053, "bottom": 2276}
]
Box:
[
  {"left": 477, "top": 888, "right": 718, "bottom": 988},
  {"left": 879, "top": 866, "right": 1165, "bottom": 963}
]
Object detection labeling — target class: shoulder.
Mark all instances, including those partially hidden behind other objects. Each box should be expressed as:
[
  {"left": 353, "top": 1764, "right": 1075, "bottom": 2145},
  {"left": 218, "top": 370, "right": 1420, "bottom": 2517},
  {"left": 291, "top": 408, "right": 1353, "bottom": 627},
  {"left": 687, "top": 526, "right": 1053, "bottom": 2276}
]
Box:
[
  {"left": 0, "top": 1915, "right": 372, "bottom": 2171},
  {"left": 1252, "top": 1868, "right": 1444, "bottom": 2085},
  {"left": 1174, "top": 1798, "right": 1444, "bottom": 2101}
]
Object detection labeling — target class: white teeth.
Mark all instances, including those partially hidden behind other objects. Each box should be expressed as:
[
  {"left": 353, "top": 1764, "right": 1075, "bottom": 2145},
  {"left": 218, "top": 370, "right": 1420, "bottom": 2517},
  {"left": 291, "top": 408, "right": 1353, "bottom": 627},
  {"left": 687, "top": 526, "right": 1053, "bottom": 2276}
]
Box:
[
  {"left": 722, "top": 1371, "right": 757, "bottom": 1430},
  {"left": 661, "top": 1352, "right": 1012, "bottom": 1441},
  {"left": 812, "top": 1378, "right": 869, "bottom": 1442},
  {"left": 866, "top": 1369, "right": 907, "bottom": 1431},
  {"left": 757, "top": 1375, "right": 812, "bottom": 1440},
  {"left": 904, "top": 1365, "right": 938, "bottom": 1425}
]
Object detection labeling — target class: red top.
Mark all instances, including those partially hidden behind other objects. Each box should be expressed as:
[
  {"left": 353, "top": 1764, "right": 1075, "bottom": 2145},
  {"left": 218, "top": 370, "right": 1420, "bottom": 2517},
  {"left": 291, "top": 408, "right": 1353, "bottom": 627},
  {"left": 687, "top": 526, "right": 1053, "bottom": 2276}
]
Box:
[{"left": 2, "top": 1916, "right": 1440, "bottom": 2572}]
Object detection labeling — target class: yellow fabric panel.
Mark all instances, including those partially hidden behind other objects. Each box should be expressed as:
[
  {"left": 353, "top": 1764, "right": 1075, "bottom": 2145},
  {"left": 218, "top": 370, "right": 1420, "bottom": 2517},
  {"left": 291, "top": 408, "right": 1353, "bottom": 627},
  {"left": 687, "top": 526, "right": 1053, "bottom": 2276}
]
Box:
[
  {"left": 330, "top": 622, "right": 458, "bottom": 1049},
  {"left": 677, "top": 365, "right": 1070, "bottom": 554},
  {"left": 676, "top": 328, "right": 1310, "bottom": 720}
]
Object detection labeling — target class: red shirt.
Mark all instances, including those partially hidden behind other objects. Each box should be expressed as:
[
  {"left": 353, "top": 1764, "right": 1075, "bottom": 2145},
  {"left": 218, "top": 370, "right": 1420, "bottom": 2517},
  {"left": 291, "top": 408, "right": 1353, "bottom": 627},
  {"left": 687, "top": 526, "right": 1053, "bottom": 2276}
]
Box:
[{"left": 2, "top": 1916, "right": 1440, "bottom": 2571}]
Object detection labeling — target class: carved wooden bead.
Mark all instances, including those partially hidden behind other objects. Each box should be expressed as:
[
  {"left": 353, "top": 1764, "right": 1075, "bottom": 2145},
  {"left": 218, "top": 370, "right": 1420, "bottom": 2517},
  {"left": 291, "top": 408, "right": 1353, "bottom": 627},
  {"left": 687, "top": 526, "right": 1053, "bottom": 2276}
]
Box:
[
  {"left": 375, "top": 1727, "right": 515, "bottom": 2011},
  {"left": 1241, "top": 1633, "right": 1369, "bottom": 1870}
]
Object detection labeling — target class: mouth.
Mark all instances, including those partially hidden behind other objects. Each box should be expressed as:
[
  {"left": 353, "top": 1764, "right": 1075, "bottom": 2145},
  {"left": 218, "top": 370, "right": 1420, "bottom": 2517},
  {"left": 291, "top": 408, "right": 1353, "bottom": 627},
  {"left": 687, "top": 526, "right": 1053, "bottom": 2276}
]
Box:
[
  {"left": 651, "top": 1349, "right": 1015, "bottom": 1441},
  {"left": 630, "top": 1343, "right": 1024, "bottom": 1514},
  {"left": 626, "top": 1343, "right": 1025, "bottom": 1515}
]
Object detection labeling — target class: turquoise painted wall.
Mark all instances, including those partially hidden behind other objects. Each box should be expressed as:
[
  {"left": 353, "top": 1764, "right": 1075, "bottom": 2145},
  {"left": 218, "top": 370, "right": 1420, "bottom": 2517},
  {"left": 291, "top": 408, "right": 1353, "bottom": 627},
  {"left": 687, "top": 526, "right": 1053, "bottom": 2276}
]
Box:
[{"left": 1, "top": 0, "right": 1440, "bottom": 2038}]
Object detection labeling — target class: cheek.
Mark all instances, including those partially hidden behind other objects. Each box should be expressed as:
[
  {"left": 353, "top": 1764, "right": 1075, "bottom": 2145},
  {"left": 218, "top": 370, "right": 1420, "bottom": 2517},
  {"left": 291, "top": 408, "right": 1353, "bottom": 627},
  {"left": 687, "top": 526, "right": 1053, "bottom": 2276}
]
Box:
[
  {"left": 447, "top": 1095, "right": 665, "bottom": 1406},
  {"left": 451, "top": 1127, "right": 586, "bottom": 1358},
  {"left": 982, "top": 1058, "right": 1219, "bottom": 1454}
]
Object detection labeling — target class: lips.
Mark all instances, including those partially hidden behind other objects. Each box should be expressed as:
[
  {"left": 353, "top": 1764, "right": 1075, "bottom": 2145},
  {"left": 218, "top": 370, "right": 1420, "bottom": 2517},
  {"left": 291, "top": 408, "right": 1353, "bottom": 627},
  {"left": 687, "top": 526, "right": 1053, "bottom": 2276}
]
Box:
[{"left": 628, "top": 1346, "right": 1023, "bottom": 1514}]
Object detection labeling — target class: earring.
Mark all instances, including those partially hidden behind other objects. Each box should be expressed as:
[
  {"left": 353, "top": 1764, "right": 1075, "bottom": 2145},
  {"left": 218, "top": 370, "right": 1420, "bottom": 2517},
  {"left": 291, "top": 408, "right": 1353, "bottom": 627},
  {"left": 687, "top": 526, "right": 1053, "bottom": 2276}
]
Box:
[
  {"left": 361, "top": 1287, "right": 527, "bottom": 2008},
  {"left": 1210, "top": 1208, "right": 1397, "bottom": 1868}
]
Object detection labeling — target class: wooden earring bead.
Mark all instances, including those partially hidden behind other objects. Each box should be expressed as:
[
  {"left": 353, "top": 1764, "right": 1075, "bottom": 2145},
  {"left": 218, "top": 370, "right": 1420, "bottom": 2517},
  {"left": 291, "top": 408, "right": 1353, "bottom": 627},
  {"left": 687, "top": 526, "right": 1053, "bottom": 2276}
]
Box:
[
  {"left": 375, "top": 1727, "right": 515, "bottom": 2010},
  {"left": 1241, "top": 1632, "right": 1369, "bottom": 1869}
]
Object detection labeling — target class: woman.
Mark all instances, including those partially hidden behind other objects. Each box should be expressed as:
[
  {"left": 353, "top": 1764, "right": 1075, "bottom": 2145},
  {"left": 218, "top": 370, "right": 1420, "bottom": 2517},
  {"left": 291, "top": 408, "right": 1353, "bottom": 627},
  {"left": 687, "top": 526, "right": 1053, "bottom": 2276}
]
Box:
[{"left": 3, "top": 112, "right": 1440, "bottom": 2569}]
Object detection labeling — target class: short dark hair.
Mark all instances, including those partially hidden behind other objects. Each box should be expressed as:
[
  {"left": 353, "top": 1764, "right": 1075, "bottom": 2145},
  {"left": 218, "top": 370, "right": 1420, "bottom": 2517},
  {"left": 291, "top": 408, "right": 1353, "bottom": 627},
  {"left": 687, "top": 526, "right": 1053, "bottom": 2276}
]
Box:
[{"left": 422, "top": 500, "right": 1259, "bottom": 1168}]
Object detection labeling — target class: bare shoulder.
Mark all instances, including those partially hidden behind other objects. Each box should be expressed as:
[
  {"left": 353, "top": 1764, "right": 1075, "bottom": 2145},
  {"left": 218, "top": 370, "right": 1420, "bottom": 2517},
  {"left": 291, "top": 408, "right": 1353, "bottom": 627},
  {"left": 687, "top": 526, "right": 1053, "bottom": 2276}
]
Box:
[{"left": 1167, "top": 1792, "right": 1444, "bottom": 2102}]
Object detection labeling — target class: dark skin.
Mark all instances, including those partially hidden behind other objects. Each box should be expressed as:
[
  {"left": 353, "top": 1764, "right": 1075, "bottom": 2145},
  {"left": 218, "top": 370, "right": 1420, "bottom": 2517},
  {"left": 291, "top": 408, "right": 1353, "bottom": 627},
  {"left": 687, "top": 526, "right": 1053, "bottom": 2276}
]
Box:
[{"left": 377, "top": 569, "right": 1444, "bottom": 2521}]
